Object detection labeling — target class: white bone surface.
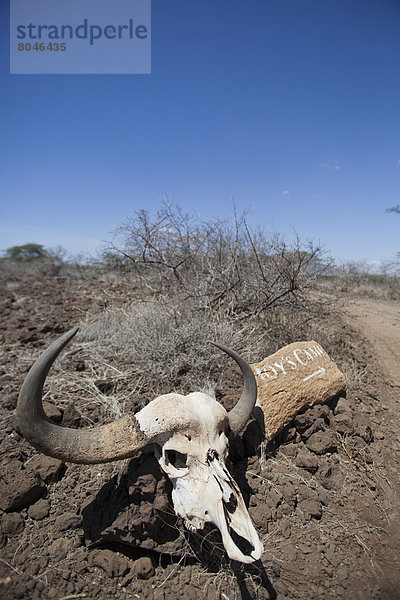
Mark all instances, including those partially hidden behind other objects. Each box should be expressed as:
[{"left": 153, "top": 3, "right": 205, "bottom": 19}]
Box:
[{"left": 136, "top": 393, "right": 263, "bottom": 563}]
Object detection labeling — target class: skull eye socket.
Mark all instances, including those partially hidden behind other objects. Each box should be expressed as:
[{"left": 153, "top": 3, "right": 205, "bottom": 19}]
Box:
[
  {"left": 165, "top": 449, "right": 187, "bottom": 469},
  {"left": 219, "top": 425, "right": 231, "bottom": 437}
]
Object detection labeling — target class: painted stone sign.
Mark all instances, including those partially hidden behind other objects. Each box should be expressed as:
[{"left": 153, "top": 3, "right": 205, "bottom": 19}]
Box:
[{"left": 251, "top": 341, "right": 346, "bottom": 440}]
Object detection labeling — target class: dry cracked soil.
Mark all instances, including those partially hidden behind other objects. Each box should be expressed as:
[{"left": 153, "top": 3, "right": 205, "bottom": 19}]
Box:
[{"left": 0, "top": 273, "right": 399, "bottom": 600}]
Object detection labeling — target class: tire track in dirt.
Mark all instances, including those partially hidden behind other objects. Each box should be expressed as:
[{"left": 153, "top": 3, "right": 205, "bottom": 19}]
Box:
[
  {"left": 344, "top": 298, "right": 400, "bottom": 598},
  {"left": 345, "top": 299, "right": 400, "bottom": 386}
]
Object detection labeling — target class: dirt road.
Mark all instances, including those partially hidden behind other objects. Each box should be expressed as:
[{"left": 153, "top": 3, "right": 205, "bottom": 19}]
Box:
[
  {"left": 346, "top": 298, "right": 400, "bottom": 385},
  {"left": 344, "top": 298, "right": 400, "bottom": 599}
]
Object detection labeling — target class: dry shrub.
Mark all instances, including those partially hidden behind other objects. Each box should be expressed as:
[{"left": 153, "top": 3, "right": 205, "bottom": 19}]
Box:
[{"left": 80, "top": 303, "right": 241, "bottom": 398}]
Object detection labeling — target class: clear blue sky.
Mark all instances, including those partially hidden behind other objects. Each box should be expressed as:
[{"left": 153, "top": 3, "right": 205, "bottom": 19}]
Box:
[{"left": 1, "top": 0, "right": 400, "bottom": 265}]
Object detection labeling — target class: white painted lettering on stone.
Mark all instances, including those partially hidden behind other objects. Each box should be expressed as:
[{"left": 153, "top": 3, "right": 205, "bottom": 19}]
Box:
[
  {"left": 272, "top": 360, "right": 287, "bottom": 375},
  {"left": 267, "top": 365, "right": 278, "bottom": 379},
  {"left": 286, "top": 356, "right": 297, "bottom": 370},
  {"left": 303, "top": 366, "right": 326, "bottom": 381},
  {"left": 303, "top": 349, "right": 315, "bottom": 362},
  {"left": 293, "top": 349, "right": 307, "bottom": 366},
  {"left": 254, "top": 344, "right": 331, "bottom": 386}
]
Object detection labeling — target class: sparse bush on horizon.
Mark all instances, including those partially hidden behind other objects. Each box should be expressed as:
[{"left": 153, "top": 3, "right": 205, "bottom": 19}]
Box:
[
  {"left": 331, "top": 259, "right": 400, "bottom": 301},
  {"left": 0, "top": 243, "right": 103, "bottom": 280},
  {"left": 3, "top": 242, "right": 49, "bottom": 261}
]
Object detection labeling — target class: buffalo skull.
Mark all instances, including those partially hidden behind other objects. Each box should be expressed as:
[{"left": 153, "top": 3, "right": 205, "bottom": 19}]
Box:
[{"left": 17, "top": 327, "right": 263, "bottom": 563}]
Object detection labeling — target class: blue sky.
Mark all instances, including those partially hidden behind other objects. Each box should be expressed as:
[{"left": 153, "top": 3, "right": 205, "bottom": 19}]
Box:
[{"left": 1, "top": 0, "right": 400, "bottom": 265}]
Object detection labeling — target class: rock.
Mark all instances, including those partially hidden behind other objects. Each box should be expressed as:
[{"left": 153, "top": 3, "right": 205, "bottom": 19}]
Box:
[
  {"left": 294, "top": 412, "right": 315, "bottom": 433},
  {"left": 95, "top": 379, "right": 114, "bottom": 394},
  {"left": 336, "top": 564, "right": 349, "bottom": 579},
  {"left": 305, "top": 521, "right": 321, "bottom": 539},
  {"left": 55, "top": 512, "right": 82, "bottom": 531},
  {"left": 331, "top": 413, "right": 356, "bottom": 436},
  {"left": 324, "top": 543, "right": 340, "bottom": 567},
  {"left": 277, "top": 518, "right": 291, "bottom": 538},
  {"left": 252, "top": 341, "right": 346, "bottom": 439},
  {"left": 1, "top": 512, "right": 24, "bottom": 535},
  {"left": 299, "top": 500, "right": 323, "bottom": 520},
  {"left": 89, "top": 549, "right": 129, "bottom": 577},
  {"left": 285, "top": 546, "right": 298, "bottom": 561},
  {"left": 302, "top": 417, "right": 326, "bottom": 440},
  {"left": 249, "top": 503, "right": 266, "bottom": 527},
  {"left": 353, "top": 414, "right": 374, "bottom": 443},
  {"left": 317, "top": 463, "right": 344, "bottom": 490},
  {"left": 331, "top": 411, "right": 373, "bottom": 444},
  {"left": 27, "top": 455, "right": 65, "bottom": 483},
  {"left": 266, "top": 487, "right": 283, "bottom": 510},
  {"left": 312, "top": 404, "right": 331, "bottom": 421},
  {"left": 295, "top": 448, "right": 319, "bottom": 471},
  {"left": 62, "top": 403, "right": 82, "bottom": 427},
  {"left": 306, "top": 430, "right": 337, "bottom": 455},
  {"left": 279, "top": 442, "right": 298, "bottom": 457},
  {"left": 318, "top": 487, "right": 330, "bottom": 506},
  {"left": 282, "top": 482, "right": 297, "bottom": 508},
  {"left": 334, "top": 397, "right": 352, "bottom": 415},
  {"left": 344, "top": 436, "right": 369, "bottom": 459},
  {"left": 48, "top": 538, "right": 73, "bottom": 560},
  {"left": 294, "top": 404, "right": 331, "bottom": 435},
  {"left": 43, "top": 401, "right": 63, "bottom": 423},
  {"left": 134, "top": 556, "right": 155, "bottom": 579},
  {"left": 28, "top": 499, "right": 50, "bottom": 520},
  {"left": 14, "top": 583, "right": 27, "bottom": 599},
  {"left": 297, "top": 485, "right": 319, "bottom": 503},
  {"left": 0, "top": 459, "right": 45, "bottom": 512}
]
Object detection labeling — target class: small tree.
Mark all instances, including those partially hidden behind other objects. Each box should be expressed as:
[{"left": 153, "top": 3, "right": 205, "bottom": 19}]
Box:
[{"left": 4, "top": 243, "right": 48, "bottom": 261}]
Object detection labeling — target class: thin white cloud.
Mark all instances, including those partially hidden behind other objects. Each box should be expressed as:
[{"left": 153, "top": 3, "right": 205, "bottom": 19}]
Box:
[
  {"left": 320, "top": 159, "right": 340, "bottom": 170},
  {"left": 282, "top": 190, "right": 290, "bottom": 196}
]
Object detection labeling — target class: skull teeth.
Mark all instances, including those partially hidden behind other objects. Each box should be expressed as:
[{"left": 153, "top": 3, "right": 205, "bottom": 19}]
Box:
[{"left": 184, "top": 520, "right": 197, "bottom": 533}]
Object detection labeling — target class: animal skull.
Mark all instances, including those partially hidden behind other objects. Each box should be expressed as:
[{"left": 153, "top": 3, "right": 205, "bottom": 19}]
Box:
[
  {"left": 137, "top": 393, "right": 263, "bottom": 562},
  {"left": 17, "top": 328, "right": 263, "bottom": 563}
]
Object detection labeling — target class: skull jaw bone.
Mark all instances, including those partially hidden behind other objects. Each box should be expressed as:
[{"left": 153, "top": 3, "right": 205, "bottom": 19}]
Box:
[{"left": 168, "top": 456, "right": 264, "bottom": 564}]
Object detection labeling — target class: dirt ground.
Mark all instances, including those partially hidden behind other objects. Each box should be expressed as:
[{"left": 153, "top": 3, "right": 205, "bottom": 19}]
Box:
[{"left": 0, "top": 273, "right": 399, "bottom": 600}]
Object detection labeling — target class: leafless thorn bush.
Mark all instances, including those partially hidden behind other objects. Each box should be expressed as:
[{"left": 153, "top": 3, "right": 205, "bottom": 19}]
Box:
[{"left": 106, "top": 200, "right": 334, "bottom": 320}]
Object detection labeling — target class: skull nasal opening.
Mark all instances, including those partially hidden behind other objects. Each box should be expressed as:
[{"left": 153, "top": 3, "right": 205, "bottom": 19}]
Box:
[{"left": 206, "top": 449, "right": 219, "bottom": 463}]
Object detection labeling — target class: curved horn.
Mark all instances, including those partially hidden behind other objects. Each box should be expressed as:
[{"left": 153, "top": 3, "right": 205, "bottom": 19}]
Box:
[
  {"left": 210, "top": 342, "right": 257, "bottom": 435},
  {"left": 17, "top": 327, "right": 148, "bottom": 464}
]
